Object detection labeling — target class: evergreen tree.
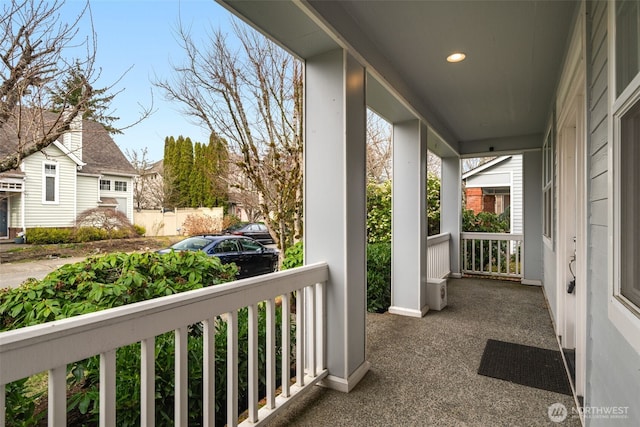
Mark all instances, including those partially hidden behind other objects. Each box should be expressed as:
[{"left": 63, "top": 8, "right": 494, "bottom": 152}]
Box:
[
  {"left": 50, "top": 62, "right": 121, "bottom": 134},
  {"left": 176, "top": 136, "right": 195, "bottom": 206},
  {"left": 206, "top": 133, "right": 229, "bottom": 207},
  {"left": 190, "top": 142, "right": 206, "bottom": 207},
  {"left": 163, "top": 136, "right": 179, "bottom": 208}
]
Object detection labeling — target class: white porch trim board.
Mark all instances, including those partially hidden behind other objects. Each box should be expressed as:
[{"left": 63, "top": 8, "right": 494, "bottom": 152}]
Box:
[{"left": 304, "top": 48, "right": 369, "bottom": 390}]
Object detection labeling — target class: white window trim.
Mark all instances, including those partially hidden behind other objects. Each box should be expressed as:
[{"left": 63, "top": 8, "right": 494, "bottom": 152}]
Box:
[
  {"left": 608, "top": 2, "right": 640, "bottom": 354},
  {"left": 114, "top": 180, "right": 127, "bottom": 192},
  {"left": 42, "top": 161, "right": 59, "bottom": 204}
]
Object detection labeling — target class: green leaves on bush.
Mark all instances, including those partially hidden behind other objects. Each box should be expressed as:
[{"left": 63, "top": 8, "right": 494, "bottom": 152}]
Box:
[
  {"left": 367, "top": 181, "right": 392, "bottom": 244},
  {"left": 0, "top": 251, "right": 237, "bottom": 330},
  {"left": 25, "top": 226, "right": 140, "bottom": 244},
  {"left": 367, "top": 242, "right": 392, "bottom": 313},
  {"left": 282, "top": 241, "right": 303, "bottom": 270},
  {"left": 0, "top": 251, "right": 297, "bottom": 426}
]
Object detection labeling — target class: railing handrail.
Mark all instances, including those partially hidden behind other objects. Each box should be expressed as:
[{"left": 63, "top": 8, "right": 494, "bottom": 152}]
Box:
[
  {"left": 427, "top": 232, "right": 451, "bottom": 246},
  {"left": 461, "top": 232, "right": 523, "bottom": 241},
  {"left": 0, "top": 262, "right": 329, "bottom": 386}
]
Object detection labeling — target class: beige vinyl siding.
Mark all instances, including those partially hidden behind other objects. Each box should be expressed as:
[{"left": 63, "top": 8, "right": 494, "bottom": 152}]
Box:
[
  {"left": 98, "top": 174, "right": 134, "bottom": 222},
  {"left": 22, "top": 146, "right": 77, "bottom": 228},
  {"left": 77, "top": 175, "right": 99, "bottom": 215},
  {"left": 8, "top": 193, "right": 21, "bottom": 227}
]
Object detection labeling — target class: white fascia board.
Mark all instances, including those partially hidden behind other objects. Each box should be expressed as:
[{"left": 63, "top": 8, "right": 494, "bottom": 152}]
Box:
[
  {"left": 52, "top": 140, "right": 86, "bottom": 167},
  {"left": 461, "top": 155, "right": 512, "bottom": 180}
]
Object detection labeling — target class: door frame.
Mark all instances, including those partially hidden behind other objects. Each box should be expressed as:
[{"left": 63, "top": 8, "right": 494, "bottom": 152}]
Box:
[
  {"left": 555, "top": 66, "right": 587, "bottom": 399},
  {"left": 0, "top": 196, "right": 8, "bottom": 238}
]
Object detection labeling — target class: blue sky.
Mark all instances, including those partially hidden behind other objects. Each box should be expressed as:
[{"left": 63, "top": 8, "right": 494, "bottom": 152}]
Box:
[{"left": 60, "top": 0, "right": 237, "bottom": 161}]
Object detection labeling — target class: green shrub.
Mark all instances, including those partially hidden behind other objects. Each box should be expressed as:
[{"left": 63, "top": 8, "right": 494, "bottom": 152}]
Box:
[
  {"left": 366, "top": 242, "right": 392, "bottom": 313},
  {"left": 276, "top": 240, "right": 391, "bottom": 313},
  {"left": 367, "top": 181, "right": 392, "bottom": 243},
  {"left": 74, "top": 226, "right": 108, "bottom": 242},
  {"left": 282, "top": 240, "right": 303, "bottom": 270},
  {"left": 133, "top": 224, "right": 146, "bottom": 236},
  {"left": 25, "top": 227, "right": 74, "bottom": 244},
  {"left": 0, "top": 251, "right": 296, "bottom": 426}
]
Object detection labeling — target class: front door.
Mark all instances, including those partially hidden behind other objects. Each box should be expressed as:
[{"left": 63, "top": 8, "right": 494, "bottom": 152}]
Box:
[{"left": 0, "top": 197, "right": 8, "bottom": 238}]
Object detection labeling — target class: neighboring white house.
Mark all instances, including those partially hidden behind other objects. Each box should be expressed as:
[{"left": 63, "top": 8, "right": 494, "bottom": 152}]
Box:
[
  {"left": 0, "top": 117, "right": 136, "bottom": 239},
  {"left": 462, "top": 155, "right": 522, "bottom": 234}
]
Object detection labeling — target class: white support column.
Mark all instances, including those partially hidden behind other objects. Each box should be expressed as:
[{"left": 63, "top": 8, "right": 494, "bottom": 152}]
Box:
[
  {"left": 389, "top": 120, "right": 429, "bottom": 317},
  {"left": 305, "top": 48, "right": 369, "bottom": 392},
  {"left": 441, "top": 156, "right": 462, "bottom": 277},
  {"left": 522, "top": 150, "right": 543, "bottom": 285}
]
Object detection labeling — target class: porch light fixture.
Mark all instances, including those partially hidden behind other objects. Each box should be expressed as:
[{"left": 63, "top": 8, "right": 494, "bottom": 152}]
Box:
[{"left": 447, "top": 52, "right": 466, "bottom": 63}]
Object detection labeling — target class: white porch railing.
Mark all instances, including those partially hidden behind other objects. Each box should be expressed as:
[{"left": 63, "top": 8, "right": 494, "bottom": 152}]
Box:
[
  {"left": 427, "top": 232, "right": 451, "bottom": 279},
  {"left": 0, "top": 263, "right": 328, "bottom": 427},
  {"left": 461, "top": 232, "right": 523, "bottom": 279}
]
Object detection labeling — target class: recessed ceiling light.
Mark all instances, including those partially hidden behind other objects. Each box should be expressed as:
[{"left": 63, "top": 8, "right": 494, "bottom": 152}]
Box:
[{"left": 447, "top": 52, "right": 466, "bottom": 63}]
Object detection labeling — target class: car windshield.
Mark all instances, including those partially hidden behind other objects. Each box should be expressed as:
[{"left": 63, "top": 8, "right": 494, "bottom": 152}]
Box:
[{"left": 171, "top": 237, "right": 212, "bottom": 251}]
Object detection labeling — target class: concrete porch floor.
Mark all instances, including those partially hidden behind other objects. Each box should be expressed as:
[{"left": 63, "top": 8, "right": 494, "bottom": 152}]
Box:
[{"left": 269, "top": 278, "right": 581, "bottom": 426}]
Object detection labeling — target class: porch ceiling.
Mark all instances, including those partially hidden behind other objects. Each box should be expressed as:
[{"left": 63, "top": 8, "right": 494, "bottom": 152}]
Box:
[{"left": 219, "top": 0, "right": 578, "bottom": 157}]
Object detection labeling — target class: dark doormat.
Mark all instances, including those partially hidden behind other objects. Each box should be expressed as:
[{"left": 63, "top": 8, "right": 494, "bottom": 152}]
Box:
[{"left": 478, "top": 339, "right": 572, "bottom": 395}]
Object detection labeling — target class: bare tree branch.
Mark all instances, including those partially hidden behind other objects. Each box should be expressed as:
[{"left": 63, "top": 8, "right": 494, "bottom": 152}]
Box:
[
  {"left": 0, "top": 0, "right": 153, "bottom": 173},
  {"left": 156, "top": 19, "right": 303, "bottom": 252}
]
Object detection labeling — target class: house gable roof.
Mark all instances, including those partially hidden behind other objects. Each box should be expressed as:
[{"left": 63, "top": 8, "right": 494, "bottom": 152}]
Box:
[
  {"left": 0, "top": 111, "right": 135, "bottom": 177},
  {"left": 462, "top": 156, "right": 512, "bottom": 180},
  {"left": 80, "top": 120, "right": 136, "bottom": 176}
]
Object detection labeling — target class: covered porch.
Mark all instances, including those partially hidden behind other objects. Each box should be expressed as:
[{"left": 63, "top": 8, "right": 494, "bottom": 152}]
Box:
[{"left": 269, "top": 277, "right": 580, "bottom": 426}]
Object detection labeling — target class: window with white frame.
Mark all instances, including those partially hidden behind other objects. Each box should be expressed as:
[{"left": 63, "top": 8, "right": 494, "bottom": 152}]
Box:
[
  {"left": 114, "top": 180, "right": 127, "bottom": 192},
  {"left": 43, "top": 162, "right": 58, "bottom": 203},
  {"left": 542, "top": 128, "right": 554, "bottom": 241},
  {"left": 100, "top": 179, "right": 111, "bottom": 191},
  {"left": 611, "top": 0, "right": 640, "bottom": 351}
]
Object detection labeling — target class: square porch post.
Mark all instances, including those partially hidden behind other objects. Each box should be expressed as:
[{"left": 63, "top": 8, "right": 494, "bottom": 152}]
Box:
[
  {"left": 389, "top": 119, "right": 429, "bottom": 317},
  {"left": 304, "top": 48, "right": 369, "bottom": 392},
  {"left": 441, "top": 156, "right": 462, "bottom": 277}
]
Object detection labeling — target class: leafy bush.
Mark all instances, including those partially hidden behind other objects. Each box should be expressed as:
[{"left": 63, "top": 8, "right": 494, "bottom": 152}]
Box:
[
  {"left": 367, "top": 242, "right": 392, "bottom": 313},
  {"left": 367, "top": 181, "right": 392, "bottom": 243},
  {"left": 462, "top": 209, "right": 509, "bottom": 232},
  {"left": 0, "top": 251, "right": 296, "bottom": 426},
  {"left": 74, "top": 226, "right": 108, "bottom": 242},
  {"left": 461, "top": 209, "right": 512, "bottom": 272},
  {"left": 282, "top": 241, "right": 303, "bottom": 270},
  {"left": 427, "top": 172, "right": 441, "bottom": 236},
  {"left": 25, "top": 227, "right": 73, "bottom": 244},
  {"left": 133, "top": 224, "right": 146, "bottom": 236},
  {"left": 276, "top": 240, "right": 391, "bottom": 313}
]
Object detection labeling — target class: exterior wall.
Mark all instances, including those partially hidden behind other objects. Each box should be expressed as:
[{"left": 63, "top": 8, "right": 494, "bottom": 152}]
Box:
[
  {"left": 22, "top": 145, "right": 77, "bottom": 228},
  {"left": 98, "top": 174, "right": 134, "bottom": 223},
  {"left": 465, "top": 187, "right": 483, "bottom": 213},
  {"left": 134, "top": 207, "right": 224, "bottom": 237},
  {"left": 77, "top": 175, "right": 99, "bottom": 216},
  {"left": 585, "top": 0, "right": 640, "bottom": 421},
  {"left": 464, "top": 155, "right": 523, "bottom": 233}
]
